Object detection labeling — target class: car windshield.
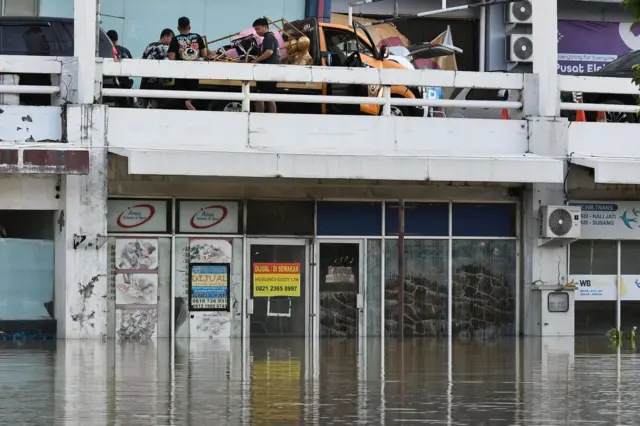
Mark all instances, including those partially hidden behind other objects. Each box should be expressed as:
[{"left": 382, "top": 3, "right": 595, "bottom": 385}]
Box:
[{"left": 599, "top": 50, "right": 640, "bottom": 72}]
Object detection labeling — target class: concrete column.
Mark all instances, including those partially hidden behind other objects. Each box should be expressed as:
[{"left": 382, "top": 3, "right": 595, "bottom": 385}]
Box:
[
  {"left": 521, "top": 114, "right": 570, "bottom": 336},
  {"left": 532, "top": 0, "right": 559, "bottom": 117},
  {"left": 55, "top": 105, "right": 108, "bottom": 338},
  {"left": 74, "top": 0, "right": 98, "bottom": 104},
  {"left": 522, "top": 184, "right": 568, "bottom": 336}
]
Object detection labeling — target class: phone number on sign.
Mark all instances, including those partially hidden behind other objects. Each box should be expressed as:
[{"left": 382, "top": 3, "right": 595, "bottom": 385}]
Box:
[
  {"left": 192, "top": 299, "right": 227, "bottom": 309},
  {"left": 255, "top": 285, "right": 298, "bottom": 293}
]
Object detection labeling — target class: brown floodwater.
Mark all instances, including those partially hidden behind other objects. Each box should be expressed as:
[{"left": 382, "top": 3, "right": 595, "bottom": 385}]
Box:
[{"left": 0, "top": 337, "right": 637, "bottom": 425}]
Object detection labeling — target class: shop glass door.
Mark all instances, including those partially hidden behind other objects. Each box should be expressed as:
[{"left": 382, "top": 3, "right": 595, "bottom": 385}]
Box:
[
  {"left": 317, "top": 240, "right": 364, "bottom": 337},
  {"left": 246, "top": 239, "right": 309, "bottom": 338}
]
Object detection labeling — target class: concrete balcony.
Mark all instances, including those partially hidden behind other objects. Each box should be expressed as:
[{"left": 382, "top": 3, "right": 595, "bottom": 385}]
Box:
[
  {"left": 3, "top": 56, "right": 639, "bottom": 185},
  {"left": 560, "top": 75, "right": 640, "bottom": 184},
  {"left": 0, "top": 56, "right": 93, "bottom": 175},
  {"left": 100, "top": 59, "right": 564, "bottom": 184}
]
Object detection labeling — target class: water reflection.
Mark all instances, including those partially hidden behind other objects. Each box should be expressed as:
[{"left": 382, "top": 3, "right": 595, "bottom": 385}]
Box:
[{"left": 1, "top": 337, "right": 640, "bottom": 424}]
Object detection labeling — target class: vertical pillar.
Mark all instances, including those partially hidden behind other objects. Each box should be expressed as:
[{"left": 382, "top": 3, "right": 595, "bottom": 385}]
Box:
[
  {"left": 522, "top": 114, "right": 570, "bottom": 336},
  {"left": 54, "top": 105, "right": 108, "bottom": 338},
  {"left": 532, "top": 0, "right": 559, "bottom": 117},
  {"left": 74, "top": 0, "right": 98, "bottom": 104}
]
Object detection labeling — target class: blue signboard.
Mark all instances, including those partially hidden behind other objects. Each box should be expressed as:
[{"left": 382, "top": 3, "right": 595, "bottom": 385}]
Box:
[{"left": 189, "top": 263, "right": 230, "bottom": 311}]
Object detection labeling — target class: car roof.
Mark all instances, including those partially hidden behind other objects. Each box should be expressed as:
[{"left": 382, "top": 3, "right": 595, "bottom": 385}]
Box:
[{"left": 0, "top": 16, "right": 72, "bottom": 23}]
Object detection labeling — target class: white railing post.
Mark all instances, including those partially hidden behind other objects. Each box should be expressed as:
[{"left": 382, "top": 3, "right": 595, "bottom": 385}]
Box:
[
  {"left": 94, "top": 58, "right": 104, "bottom": 104},
  {"left": 242, "top": 82, "right": 251, "bottom": 112},
  {"left": 52, "top": 57, "right": 78, "bottom": 105},
  {"left": 532, "top": 0, "right": 559, "bottom": 117},
  {"left": 74, "top": 0, "right": 98, "bottom": 104},
  {"left": 382, "top": 86, "right": 391, "bottom": 116}
]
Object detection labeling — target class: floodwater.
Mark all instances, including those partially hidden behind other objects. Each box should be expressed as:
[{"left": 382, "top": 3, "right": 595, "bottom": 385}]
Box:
[{"left": 0, "top": 337, "right": 638, "bottom": 425}]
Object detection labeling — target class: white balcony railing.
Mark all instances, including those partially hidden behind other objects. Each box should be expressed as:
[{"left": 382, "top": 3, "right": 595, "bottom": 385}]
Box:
[
  {"left": 0, "top": 56, "right": 64, "bottom": 96},
  {"left": 100, "top": 59, "right": 524, "bottom": 115},
  {"left": 559, "top": 75, "right": 640, "bottom": 115}
]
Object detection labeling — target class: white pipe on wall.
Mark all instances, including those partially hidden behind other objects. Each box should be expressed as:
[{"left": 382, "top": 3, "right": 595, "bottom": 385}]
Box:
[
  {"left": 617, "top": 240, "right": 621, "bottom": 331},
  {"left": 479, "top": 6, "right": 486, "bottom": 72}
]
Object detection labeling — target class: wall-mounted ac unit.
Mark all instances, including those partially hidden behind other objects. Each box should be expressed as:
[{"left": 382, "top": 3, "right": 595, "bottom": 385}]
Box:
[
  {"left": 505, "top": 0, "right": 533, "bottom": 24},
  {"left": 506, "top": 34, "right": 533, "bottom": 63},
  {"left": 540, "top": 206, "right": 582, "bottom": 239}
]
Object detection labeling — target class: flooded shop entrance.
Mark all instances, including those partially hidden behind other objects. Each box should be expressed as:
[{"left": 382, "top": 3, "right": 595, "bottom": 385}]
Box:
[{"left": 246, "top": 239, "right": 310, "bottom": 338}]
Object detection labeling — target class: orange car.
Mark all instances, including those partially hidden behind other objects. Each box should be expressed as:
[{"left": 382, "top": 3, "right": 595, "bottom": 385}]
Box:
[{"left": 196, "top": 18, "right": 426, "bottom": 116}]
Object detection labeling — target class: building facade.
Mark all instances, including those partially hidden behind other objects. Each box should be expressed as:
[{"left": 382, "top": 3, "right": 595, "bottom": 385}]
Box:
[{"left": 0, "top": 0, "right": 638, "bottom": 340}]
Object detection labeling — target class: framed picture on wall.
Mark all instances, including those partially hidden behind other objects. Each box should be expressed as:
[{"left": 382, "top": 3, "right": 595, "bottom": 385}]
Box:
[{"left": 188, "top": 263, "right": 231, "bottom": 312}]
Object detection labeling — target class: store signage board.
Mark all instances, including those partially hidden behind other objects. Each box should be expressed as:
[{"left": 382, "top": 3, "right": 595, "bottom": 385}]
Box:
[
  {"left": 569, "top": 275, "right": 640, "bottom": 301},
  {"left": 179, "top": 201, "right": 239, "bottom": 234},
  {"left": 253, "top": 263, "right": 301, "bottom": 297},
  {"left": 570, "top": 201, "right": 640, "bottom": 240},
  {"left": 189, "top": 263, "right": 230, "bottom": 311},
  {"left": 107, "top": 199, "right": 169, "bottom": 233}
]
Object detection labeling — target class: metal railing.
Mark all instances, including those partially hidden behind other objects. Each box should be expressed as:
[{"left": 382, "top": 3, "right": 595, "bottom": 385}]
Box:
[
  {"left": 99, "top": 59, "right": 524, "bottom": 115},
  {"left": 558, "top": 75, "right": 640, "bottom": 116},
  {"left": 0, "top": 56, "right": 64, "bottom": 96}
]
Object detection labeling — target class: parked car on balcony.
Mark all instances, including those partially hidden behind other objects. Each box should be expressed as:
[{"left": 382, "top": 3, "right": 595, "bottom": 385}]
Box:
[
  {"left": 176, "top": 18, "right": 429, "bottom": 116},
  {"left": 560, "top": 49, "right": 640, "bottom": 123},
  {"left": 0, "top": 16, "right": 130, "bottom": 106}
]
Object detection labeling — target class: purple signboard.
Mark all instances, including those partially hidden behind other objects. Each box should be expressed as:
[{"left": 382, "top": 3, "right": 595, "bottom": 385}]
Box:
[{"left": 558, "top": 20, "right": 640, "bottom": 75}]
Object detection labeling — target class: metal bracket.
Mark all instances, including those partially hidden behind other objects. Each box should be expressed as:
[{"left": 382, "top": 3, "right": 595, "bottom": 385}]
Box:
[
  {"left": 96, "top": 234, "right": 109, "bottom": 250},
  {"left": 72, "top": 234, "right": 87, "bottom": 250}
]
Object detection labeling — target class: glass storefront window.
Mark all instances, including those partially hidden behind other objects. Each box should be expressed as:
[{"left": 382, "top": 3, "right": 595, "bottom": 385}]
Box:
[
  {"left": 452, "top": 203, "right": 516, "bottom": 237},
  {"left": 385, "top": 239, "right": 448, "bottom": 337},
  {"left": 318, "top": 242, "right": 360, "bottom": 337},
  {"left": 246, "top": 201, "right": 314, "bottom": 236},
  {"left": 452, "top": 240, "right": 516, "bottom": 338},
  {"left": 249, "top": 244, "right": 307, "bottom": 337},
  {"left": 366, "top": 240, "right": 382, "bottom": 337},
  {"left": 0, "top": 210, "right": 54, "bottom": 323},
  {"left": 569, "top": 240, "right": 617, "bottom": 275}
]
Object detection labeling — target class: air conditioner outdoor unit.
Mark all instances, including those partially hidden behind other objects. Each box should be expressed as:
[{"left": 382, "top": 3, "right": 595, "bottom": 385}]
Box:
[
  {"left": 505, "top": 0, "right": 532, "bottom": 24},
  {"left": 540, "top": 205, "right": 582, "bottom": 239},
  {"left": 506, "top": 34, "right": 533, "bottom": 63}
]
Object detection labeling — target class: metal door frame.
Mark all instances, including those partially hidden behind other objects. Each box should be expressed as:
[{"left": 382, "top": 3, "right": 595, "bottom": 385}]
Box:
[
  {"left": 243, "top": 238, "right": 311, "bottom": 340},
  {"left": 314, "top": 238, "right": 366, "bottom": 338}
]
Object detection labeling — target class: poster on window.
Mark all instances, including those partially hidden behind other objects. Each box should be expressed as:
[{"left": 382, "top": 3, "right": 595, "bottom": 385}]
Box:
[
  {"left": 569, "top": 275, "right": 640, "bottom": 301},
  {"left": 189, "top": 238, "right": 232, "bottom": 263},
  {"left": 116, "top": 307, "right": 158, "bottom": 341},
  {"left": 115, "top": 238, "right": 159, "bottom": 271},
  {"left": 189, "top": 263, "right": 230, "bottom": 311},
  {"left": 116, "top": 273, "right": 158, "bottom": 305},
  {"left": 253, "top": 263, "right": 301, "bottom": 297}
]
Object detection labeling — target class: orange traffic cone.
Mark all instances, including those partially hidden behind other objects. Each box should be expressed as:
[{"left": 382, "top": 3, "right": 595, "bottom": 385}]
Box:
[
  {"left": 575, "top": 110, "right": 586, "bottom": 122},
  {"left": 596, "top": 111, "right": 607, "bottom": 122},
  {"left": 501, "top": 108, "right": 509, "bottom": 120}
]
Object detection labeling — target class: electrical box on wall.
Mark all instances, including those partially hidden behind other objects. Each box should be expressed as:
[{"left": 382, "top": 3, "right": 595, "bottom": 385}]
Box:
[
  {"left": 540, "top": 205, "right": 582, "bottom": 239},
  {"left": 534, "top": 286, "right": 576, "bottom": 336}
]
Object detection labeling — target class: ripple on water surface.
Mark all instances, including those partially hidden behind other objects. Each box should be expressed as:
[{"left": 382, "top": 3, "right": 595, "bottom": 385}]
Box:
[{"left": 0, "top": 337, "right": 639, "bottom": 425}]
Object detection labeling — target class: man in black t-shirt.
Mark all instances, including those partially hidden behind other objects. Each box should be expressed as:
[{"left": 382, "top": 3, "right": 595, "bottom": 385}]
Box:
[
  {"left": 251, "top": 17, "right": 280, "bottom": 113},
  {"left": 168, "top": 17, "right": 208, "bottom": 110}
]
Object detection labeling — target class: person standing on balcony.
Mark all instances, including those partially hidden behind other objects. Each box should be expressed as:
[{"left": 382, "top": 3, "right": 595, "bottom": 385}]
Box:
[
  {"left": 251, "top": 17, "right": 280, "bottom": 114},
  {"left": 167, "top": 17, "right": 207, "bottom": 111},
  {"left": 140, "top": 28, "right": 175, "bottom": 108},
  {"left": 107, "top": 30, "right": 132, "bottom": 60},
  {"left": 107, "top": 30, "right": 134, "bottom": 106}
]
